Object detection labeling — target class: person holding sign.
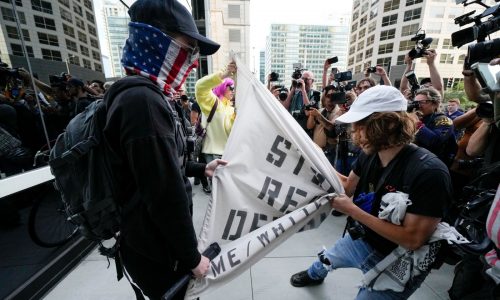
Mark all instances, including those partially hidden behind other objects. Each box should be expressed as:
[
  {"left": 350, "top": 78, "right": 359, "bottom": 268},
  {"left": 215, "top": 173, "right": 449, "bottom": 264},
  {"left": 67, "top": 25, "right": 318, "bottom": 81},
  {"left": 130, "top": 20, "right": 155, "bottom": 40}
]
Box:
[{"left": 290, "top": 86, "right": 453, "bottom": 299}]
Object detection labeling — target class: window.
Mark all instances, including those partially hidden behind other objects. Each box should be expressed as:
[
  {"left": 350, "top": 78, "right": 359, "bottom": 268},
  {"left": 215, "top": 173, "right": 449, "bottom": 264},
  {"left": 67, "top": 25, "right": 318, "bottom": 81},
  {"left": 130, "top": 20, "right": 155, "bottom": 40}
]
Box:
[
  {"left": 228, "top": 29, "right": 241, "bottom": 42},
  {"left": 86, "top": 11, "right": 94, "bottom": 23},
  {"left": 69, "top": 55, "right": 80, "bottom": 66},
  {"left": 75, "top": 17, "right": 85, "bottom": 30},
  {"left": 383, "top": 0, "right": 400, "bottom": 12},
  {"left": 378, "top": 43, "right": 394, "bottom": 54},
  {"left": 351, "top": 22, "right": 358, "bottom": 32},
  {"left": 353, "top": 11, "right": 359, "bottom": 21},
  {"left": 376, "top": 57, "right": 392, "bottom": 67},
  {"left": 355, "top": 64, "right": 362, "bottom": 73},
  {"left": 356, "top": 52, "right": 364, "bottom": 63},
  {"left": 38, "top": 32, "right": 59, "bottom": 46},
  {"left": 404, "top": 8, "right": 421, "bottom": 21},
  {"left": 95, "top": 63, "right": 103, "bottom": 73},
  {"left": 457, "top": 54, "right": 465, "bottom": 65},
  {"left": 80, "top": 45, "right": 89, "bottom": 56},
  {"left": 228, "top": 4, "right": 240, "bottom": 18},
  {"left": 92, "top": 50, "right": 100, "bottom": 61},
  {"left": 380, "top": 29, "right": 396, "bottom": 40},
  {"left": 34, "top": 15, "right": 56, "bottom": 30},
  {"left": 429, "top": 6, "right": 445, "bottom": 18},
  {"left": 406, "top": 0, "right": 422, "bottom": 5},
  {"left": 59, "top": 0, "right": 70, "bottom": 8},
  {"left": 11, "top": 43, "right": 24, "bottom": 56},
  {"left": 6, "top": 26, "right": 30, "bottom": 41},
  {"left": 399, "top": 40, "right": 414, "bottom": 51},
  {"left": 365, "top": 48, "right": 373, "bottom": 58},
  {"left": 0, "top": 0, "right": 22, "bottom": 5},
  {"left": 90, "top": 38, "right": 99, "bottom": 49},
  {"left": 401, "top": 23, "right": 419, "bottom": 36},
  {"left": 426, "top": 22, "right": 442, "bottom": 34},
  {"left": 2, "top": 7, "right": 16, "bottom": 22},
  {"left": 358, "top": 28, "right": 366, "bottom": 39},
  {"left": 349, "top": 45, "right": 356, "bottom": 55},
  {"left": 88, "top": 25, "right": 97, "bottom": 36},
  {"left": 357, "top": 41, "right": 365, "bottom": 51},
  {"left": 368, "top": 21, "right": 376, "bottom": 33},
  {"left": 370, "top": 7, "right": 378, "bottom": 20},
  {"left": 440, "top": 53, "right": 453, "bottom": 64},
  {"left": 84, "top": 0, "right": 93, "bottom": 10},
  {"left": 348, "top": 57, "right": 355, "bottom": 66},
  {"left": 382, "top": 14, "right": 398, "bottom": 26},
  {"left": 41, "top": 48, "right": 62, "bottom": 61},
  {"left": 397, "top": 55, "right": 406, "bottom": 65},
  {"left": 78, "top": 31, "right": 87, "bottom": 43},
  {"left": 66, "top": 39, "right": 77, "bottom": 52},
  {"left": 61, "top": 8, "right": 72, "bottom": 23},
  {"left": 31, "top": 0, "right": 52, "bottom": 14},
  {"left": 367, "top": 35, "right": 375, "bottom": 44},
  {"left": 359, "top": 16, "right": 367, "bottom": 27},
  {"left": 73, "top": 4, "right": 83, "bottom": 16},
  {"left": 63, "top": 24, "right": 75, "bottom": 38},
  {"left": 82, "top": 58, "right": 92, "bottom": 69}
]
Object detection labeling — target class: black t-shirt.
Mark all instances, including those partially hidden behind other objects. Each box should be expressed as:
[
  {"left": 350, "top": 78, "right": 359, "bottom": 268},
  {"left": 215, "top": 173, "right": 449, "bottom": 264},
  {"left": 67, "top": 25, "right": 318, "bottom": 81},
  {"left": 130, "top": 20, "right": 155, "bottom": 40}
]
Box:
[{"left": 352, "top": 145, "right": 452, "bottom": 255}]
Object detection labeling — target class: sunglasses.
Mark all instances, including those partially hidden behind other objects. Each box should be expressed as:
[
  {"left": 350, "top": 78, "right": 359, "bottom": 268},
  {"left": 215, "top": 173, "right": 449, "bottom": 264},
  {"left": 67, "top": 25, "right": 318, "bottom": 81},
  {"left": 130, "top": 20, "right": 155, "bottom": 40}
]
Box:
[{"left": 228, "top": 85, "right": 235, "bottom": 91}]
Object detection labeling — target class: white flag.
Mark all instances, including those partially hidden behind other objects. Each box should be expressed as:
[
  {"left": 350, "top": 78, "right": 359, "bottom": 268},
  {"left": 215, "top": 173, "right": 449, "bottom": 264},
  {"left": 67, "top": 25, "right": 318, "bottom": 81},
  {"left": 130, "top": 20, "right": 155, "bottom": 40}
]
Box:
[{"left": 185, "top": 53, "right": 344, "bottom": 299}]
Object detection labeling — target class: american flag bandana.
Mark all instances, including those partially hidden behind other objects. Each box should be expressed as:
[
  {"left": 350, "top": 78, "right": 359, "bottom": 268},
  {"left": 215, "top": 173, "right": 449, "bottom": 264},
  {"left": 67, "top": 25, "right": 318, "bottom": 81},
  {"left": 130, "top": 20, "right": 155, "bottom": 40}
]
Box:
[{"left": 121, "top": 22, "right": 199, "bottom": 97}]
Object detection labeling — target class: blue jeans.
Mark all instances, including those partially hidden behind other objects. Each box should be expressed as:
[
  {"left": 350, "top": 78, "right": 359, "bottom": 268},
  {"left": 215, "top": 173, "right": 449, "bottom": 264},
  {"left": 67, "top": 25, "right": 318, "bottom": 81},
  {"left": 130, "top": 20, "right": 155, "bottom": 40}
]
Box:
[{"left": 307, "top": 235, "right": 430, "bottom": 300}]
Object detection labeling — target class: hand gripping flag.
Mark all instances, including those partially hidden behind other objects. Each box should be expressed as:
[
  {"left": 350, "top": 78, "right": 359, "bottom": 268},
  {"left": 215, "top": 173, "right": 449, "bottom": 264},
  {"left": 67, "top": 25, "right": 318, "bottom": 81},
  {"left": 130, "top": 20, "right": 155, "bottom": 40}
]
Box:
[{"left": 185, "top": 52, "right": 344, "bottom": 299}]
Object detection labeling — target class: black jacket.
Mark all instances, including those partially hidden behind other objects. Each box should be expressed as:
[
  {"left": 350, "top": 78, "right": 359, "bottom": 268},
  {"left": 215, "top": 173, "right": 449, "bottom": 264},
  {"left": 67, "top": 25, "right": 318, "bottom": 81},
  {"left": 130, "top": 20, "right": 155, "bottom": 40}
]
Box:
[{"left": 103, "top": 76, "right": 205, "bottom": 270}]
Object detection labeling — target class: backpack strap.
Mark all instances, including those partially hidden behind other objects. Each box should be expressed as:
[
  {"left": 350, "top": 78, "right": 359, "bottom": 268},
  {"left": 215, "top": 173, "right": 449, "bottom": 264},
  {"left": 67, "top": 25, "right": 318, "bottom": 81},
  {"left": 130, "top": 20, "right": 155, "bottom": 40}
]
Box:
[{"left": 207, "top": 99, "right": 219, "bottom": 123}]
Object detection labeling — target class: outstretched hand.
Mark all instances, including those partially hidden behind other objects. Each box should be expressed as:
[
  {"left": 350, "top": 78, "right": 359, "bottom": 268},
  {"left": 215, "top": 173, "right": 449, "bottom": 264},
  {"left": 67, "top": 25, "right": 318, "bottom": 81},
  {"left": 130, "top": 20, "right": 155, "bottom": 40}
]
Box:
[{"left": 205, "top": 159, "right": 228, "bottom": 177}]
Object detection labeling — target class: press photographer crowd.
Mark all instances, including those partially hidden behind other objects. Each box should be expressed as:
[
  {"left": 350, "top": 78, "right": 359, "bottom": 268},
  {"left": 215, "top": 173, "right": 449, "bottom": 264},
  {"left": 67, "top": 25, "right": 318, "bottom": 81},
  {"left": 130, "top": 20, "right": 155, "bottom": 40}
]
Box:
[{"left": 1, "top": 0, "right": 500, "bottom": 299}]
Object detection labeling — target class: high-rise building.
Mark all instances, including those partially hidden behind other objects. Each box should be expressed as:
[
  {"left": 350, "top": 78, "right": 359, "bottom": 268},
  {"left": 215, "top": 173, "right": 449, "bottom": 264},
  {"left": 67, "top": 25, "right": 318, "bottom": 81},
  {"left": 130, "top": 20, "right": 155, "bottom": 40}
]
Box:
[
  {"left": 102, "top": 0, "right": 129, "bottom": 78},
  {"left": 205, "top": 0, "right": 250, "bottom": 73},
  {"left": 0, "top": 0, "right": 104, "bottom": 83},
  {"left": 265, "top": 22, "right": 350, "bottom": 89},
  {"left": 346, "top": 0, "right": 498, "bottom": 87},
  {"left": 259, "top": 50, "right": 265, "bottom": 83}
]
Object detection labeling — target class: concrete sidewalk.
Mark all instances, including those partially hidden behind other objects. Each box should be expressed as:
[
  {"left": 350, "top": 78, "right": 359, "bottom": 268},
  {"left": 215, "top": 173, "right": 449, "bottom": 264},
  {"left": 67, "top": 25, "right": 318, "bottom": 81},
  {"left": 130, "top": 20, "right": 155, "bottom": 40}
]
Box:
[{"left": 44, "top": 181, "right": 454, "bottom": 300}]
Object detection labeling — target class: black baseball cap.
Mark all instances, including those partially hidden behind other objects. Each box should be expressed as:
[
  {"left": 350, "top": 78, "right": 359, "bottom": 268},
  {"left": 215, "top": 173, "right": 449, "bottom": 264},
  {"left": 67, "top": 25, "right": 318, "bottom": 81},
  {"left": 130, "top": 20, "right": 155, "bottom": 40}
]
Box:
[{"left": 128, "top": 0, "right": 220, "bottom": 55}]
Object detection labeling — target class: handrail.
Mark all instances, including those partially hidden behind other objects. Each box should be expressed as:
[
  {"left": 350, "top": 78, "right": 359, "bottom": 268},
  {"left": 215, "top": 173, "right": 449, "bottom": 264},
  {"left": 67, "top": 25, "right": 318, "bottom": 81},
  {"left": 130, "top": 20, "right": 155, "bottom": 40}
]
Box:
[{"left": 0, "top": 166, "right": 54, "bottom": 198}]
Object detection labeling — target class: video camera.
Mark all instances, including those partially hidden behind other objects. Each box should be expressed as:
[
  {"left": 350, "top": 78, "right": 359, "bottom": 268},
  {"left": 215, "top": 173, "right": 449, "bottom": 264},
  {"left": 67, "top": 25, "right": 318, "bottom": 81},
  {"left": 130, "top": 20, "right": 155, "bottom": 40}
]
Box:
[
  {"left": 451, "top": 0, "right": 500, "bottom": 68},
  {"left": 291, "top": 63, "right": 306, "bottom": 88},
  {"left": 49, "top": 72, "right": 70, "bottom": 88},
  {"left": 269, "top": 71, "right": 279, "bottom": 82},
  {"left": 408, "top": 31, "right": 433, "bottom": 60},
  {"left": 325, "top": 71, "right": 353, "bottom": 105},
  {"left": 405, "top": 70, "right": 421, "bottom": 103}
]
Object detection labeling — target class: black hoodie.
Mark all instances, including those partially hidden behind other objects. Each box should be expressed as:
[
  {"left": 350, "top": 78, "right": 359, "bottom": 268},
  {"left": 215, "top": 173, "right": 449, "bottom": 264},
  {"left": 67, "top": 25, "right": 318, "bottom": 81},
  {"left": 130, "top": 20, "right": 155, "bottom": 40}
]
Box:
[{"left": 103, "top": 75, "right": 205, "bottom": 270}]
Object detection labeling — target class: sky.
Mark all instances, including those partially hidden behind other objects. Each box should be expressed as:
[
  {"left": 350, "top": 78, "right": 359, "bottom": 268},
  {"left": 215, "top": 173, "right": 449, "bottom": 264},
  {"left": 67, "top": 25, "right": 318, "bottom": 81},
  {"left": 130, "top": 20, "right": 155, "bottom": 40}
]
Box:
[{"left": 93, "top": 0, "right": 354, "bottom": 76}]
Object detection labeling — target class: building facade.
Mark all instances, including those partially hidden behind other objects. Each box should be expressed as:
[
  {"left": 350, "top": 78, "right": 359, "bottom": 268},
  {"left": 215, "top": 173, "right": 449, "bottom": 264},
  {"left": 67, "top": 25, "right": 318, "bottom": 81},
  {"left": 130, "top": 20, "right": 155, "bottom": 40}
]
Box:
[
  {"left": 206, "top": 0, "right": 250, "bottom": 73},
  {"left": 0, "top": 0, "right": 104, "bottom": 83},
  {"left": 346, "top": 0, "right": 497, "bottom": 88},
  {"left": 102, "top": 0, "right": 129, "bottom": 79},
  {"left": 259, "top": 50, "right": 265, "bottom": 83},
  {"left": 265, "top": 22, "right": 350, "bottom": 89}
]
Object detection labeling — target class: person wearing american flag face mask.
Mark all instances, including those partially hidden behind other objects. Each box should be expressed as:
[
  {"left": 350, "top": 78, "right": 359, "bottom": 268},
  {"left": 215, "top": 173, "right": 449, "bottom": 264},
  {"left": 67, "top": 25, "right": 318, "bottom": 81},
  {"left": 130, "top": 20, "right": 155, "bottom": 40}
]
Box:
[{"left": 101, "top": 1, "right": 227, "bottom": 299}]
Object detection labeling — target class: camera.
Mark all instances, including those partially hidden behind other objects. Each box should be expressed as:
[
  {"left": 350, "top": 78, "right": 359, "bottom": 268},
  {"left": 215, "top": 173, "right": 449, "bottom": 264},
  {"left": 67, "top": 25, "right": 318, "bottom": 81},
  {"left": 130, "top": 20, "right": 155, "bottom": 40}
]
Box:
[
  {"left": 408, "top": 31, "right": 433, "bottom": 60},
  {"left": 327, "top": 56, "right": 339, "bottom": 64},
  {"left": 304, "top": 100, "right": 319, "bottom": 111},
  {"left": 476, "top": 101, "right": 494, "bottom": 119},
  {"left": 49, "top": 72, "right": 69, "bottom": 88},
  {"left": 366, "top": 66, "right": 377, "bottom": 73},
  {"left": 270, "top": 71, "right": 279, "bottom": 82},
  {"left": 471, "top": 62, "right": 500, "bottom": 92},
  {"left": 334, "top": 70, "right": 352, "bottom": 82},
  {"left": 457, "top": 157, "right": 484, "bottom": 170},
  {"left": 346, "top": 216, "right": 366, "bottom": 240},
  {"left": 407, "top": 101, "right": 420, "bottom": 112},
  {"left": 405, "top": 70, "right": 421, "bottom": 99},
  {"left": 278, "top": 87, "right": 288, "bottom": 101},
  {"left": 451, "top": 1, "right": 500, "bottom": 48}
]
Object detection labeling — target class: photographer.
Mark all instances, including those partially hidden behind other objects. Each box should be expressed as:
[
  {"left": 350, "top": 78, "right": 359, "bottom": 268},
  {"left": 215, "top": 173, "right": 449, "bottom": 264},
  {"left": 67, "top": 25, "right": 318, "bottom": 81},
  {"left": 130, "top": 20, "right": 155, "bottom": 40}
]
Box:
[
  {"left": 400, "top": 49, "right": 444, "bottom": 98},
  {"left": 290, "top": 86, "right": 452, "bottom": 299},
  {"left": 307, "top": 85, "right": 337, "bottom": 164},
  {"left": 411, "top": 87, "right": 457, "bottom": 167},
  {"left": 283, "top": 70, "right": 320, "bottom": 136},
  {"left": 355, "top": 77, "right": 376, "bottom": 96},
  {"left": 66, "top": 78, "right": 95, "bottom": 115},
  {"left": 364, "top": 65, "right": 392, "bottom": 86}
]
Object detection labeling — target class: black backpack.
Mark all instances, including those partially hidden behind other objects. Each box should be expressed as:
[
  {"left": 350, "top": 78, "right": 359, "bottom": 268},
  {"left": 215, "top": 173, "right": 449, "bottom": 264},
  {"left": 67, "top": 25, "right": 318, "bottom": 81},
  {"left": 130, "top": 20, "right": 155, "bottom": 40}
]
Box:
[{"left": 49, "top": 100, "right": 120, "bottom": 243}]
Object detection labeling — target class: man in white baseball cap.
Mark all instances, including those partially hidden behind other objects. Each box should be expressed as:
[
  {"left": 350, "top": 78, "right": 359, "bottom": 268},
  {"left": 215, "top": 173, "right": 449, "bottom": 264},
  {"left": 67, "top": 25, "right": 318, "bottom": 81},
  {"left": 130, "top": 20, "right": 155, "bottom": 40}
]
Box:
[{"left": 290, "top": 85, "right": 453, "bottom": 299}]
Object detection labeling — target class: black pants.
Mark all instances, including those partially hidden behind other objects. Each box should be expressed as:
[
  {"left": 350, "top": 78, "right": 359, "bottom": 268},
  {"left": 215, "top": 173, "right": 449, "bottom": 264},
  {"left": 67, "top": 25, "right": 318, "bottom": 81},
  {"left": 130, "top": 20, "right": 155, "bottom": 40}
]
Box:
[{"left": 121, "top": 241, "right": 188, "bottom": 300}]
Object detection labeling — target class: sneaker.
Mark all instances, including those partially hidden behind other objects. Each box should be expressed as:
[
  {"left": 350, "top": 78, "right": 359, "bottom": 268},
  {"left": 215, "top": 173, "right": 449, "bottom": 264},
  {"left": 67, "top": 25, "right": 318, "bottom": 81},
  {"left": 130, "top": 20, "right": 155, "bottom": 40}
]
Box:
[
  {"left": 202, "top": 185, "right": 211, "bottom": 194},
  {"left": 194, "top": 178, "right": 200, "bottom": 185},
  {"left": 290, "top": 270, "right": 324, "bottom": 287}
]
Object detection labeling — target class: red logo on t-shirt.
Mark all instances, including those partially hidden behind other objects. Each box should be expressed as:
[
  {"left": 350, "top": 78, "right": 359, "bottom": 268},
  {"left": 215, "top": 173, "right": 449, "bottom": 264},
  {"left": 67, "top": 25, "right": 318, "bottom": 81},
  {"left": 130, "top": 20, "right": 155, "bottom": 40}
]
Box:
[{"left": 385, "top": 185, "right": 396, "bottom": 192}]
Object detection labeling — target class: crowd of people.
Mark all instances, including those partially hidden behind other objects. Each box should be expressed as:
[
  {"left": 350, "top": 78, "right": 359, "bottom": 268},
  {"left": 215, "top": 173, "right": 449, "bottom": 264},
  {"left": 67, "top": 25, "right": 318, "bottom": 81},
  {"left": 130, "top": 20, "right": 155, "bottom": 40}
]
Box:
[{"left": 1, "top": 0, "right": 499, "bottom": 299}]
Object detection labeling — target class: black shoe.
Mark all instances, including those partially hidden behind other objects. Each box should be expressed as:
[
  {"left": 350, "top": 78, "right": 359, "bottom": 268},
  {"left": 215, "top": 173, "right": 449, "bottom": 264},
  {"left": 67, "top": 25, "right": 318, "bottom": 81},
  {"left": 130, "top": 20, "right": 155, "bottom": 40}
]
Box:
[
  {"left": 202, "top": 185, "right": 211, "bottom": 194},
  {"left": 194, "top": 178, "right": 200, "bottom": 185},
  {"left": 290, "top": 270, "right": 324, "bottom": 287}
]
